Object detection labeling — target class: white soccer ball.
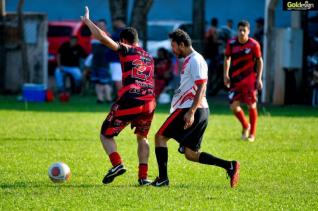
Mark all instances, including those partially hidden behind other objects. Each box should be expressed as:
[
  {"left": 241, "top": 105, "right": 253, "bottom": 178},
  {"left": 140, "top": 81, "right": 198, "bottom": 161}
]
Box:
[{"left": 48, "top": 162, "right": 71, "bottom": 183}]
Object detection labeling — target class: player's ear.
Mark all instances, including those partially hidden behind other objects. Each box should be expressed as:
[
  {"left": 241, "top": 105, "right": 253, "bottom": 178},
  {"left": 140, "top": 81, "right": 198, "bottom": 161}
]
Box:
[{"left": 180, "top": 42, "right": 185, "bottom": 49}]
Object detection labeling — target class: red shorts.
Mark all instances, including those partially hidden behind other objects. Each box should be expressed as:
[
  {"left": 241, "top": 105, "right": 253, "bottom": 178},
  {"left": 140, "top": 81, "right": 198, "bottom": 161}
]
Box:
[
  {"left": 228, "top": 83, "right": 258, "bottom": 105},
  {"left": 101, "top": 99, "right": 156, "bottom": 138}
]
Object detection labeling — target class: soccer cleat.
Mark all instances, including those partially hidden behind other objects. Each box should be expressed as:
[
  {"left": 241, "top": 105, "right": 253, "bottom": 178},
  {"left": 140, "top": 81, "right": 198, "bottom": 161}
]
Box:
[
  {"left": 102, "top": 164, "right": 126, "bottom": 184},
  {"left": 247, "top": 135, "right": 255, "bottom": 142},
  {"left": 241, "top": 124, "right": 250, "bottom": 140},
  {"left": 138, "top": 179, "right": 152, "bottom": 186},
  {"left": 151, "top": 177, "right": 169, "bottom": 187},
  {"left": 227, "top": 161, "right": 240, "bottom": 188}
]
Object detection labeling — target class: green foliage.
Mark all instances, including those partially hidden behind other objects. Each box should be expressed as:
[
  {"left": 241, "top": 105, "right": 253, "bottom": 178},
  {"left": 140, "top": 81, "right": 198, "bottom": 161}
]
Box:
[{"left": 1, "top": 96, "right": 318, "bottom": 210}]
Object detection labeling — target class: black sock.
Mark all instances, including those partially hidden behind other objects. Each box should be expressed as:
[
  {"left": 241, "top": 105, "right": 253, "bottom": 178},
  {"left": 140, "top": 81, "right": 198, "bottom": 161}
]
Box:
[
  {"left": 155, "top": 147, "right": 168, "bottom": 179},
  {"left": 199, "top": 152, "right": 231, "bottom": 170}
]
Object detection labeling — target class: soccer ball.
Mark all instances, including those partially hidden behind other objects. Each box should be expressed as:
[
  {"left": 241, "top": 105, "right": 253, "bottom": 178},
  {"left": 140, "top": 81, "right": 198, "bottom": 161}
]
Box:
[{"left": 48, "top": 162, "right": 71, "bottom": 183}]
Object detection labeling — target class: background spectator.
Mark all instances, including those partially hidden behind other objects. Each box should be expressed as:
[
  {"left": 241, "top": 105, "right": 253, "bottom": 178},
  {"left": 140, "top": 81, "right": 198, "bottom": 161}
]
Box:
[
  {"left": 253, "top": 17, "right": 264, "bottom": 49},
  {"left": 54, "top": 36, "right": 87, "bottom": 94},
  {"left": 109, "top": 18, "right": 126, "bottom": 96},
  {"left": 154, "top": 48, "right": 173, "bottom": 97},
  {"left": 90, "top": 19, "right": 113, "bottom": 103}
]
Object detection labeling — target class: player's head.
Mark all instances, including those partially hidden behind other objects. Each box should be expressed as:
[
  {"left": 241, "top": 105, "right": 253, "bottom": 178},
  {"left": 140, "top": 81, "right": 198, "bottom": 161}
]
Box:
[
  {"left": 237, "top": 20, "right": 250, "bottom": 42},
  {"left": 211, "top": 17, "right": 218, "bottom": 27},
  {"left": 227, "top": 19, "right": 233, "bottom": 29},
  {"left": 169, "top": 29, "right": 192, "bottom": 58},
  {"left": 119, "top": 27, "right": 139, "bottom": 45},
  {"left": 113, "top": 17, "right": 126, "bottom": 29}
]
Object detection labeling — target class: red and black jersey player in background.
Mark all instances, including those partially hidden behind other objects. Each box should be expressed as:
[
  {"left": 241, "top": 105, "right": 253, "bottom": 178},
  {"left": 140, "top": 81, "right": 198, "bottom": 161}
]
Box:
[
  {"left": 81, "top": 6, "right": 155, "bottom": 186},
  {"left": 223, "top": 20, "right": 263, "bottom": 142}
]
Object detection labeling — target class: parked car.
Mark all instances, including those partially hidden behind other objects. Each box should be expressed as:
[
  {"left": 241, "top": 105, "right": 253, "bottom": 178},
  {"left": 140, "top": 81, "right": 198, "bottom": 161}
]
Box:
[
  {"left": 47, "top": 21, "right": 92, "bottom": 75},
  {"left": 146, "top": 20, "right": 192, "bottom": 57}
]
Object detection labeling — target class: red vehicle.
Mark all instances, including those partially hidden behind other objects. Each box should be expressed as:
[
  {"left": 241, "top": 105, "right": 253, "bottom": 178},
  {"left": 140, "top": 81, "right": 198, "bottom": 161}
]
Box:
[{"left": 47, "top": 21, "right": 92, "bottom": 74}]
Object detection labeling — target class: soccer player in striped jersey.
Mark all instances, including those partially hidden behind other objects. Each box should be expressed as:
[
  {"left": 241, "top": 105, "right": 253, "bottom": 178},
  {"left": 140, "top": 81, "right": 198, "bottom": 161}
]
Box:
[
  {"left": 81, "top": 7, "right": 155, "bottom": 186},
  {"left": 151, "top": 29, "right": 240, "bottom": 188},
  {"left": 224, "top": 20, "right": 263, "bottom": 142}
]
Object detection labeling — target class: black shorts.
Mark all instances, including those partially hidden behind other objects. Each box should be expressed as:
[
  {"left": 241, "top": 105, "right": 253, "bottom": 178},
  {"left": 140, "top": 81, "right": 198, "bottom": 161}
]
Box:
[
  {"left": 157, "top": 108, "right": 209, "bottom": 151},
  {"left": 101, "top": 98, "right": 156, "bottom": 138}
]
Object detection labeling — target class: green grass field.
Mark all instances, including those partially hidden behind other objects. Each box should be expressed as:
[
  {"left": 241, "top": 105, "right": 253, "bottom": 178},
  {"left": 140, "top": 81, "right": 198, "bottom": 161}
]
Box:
[{"left": 1, "top": 95, "right": 318, "bottom": 210}]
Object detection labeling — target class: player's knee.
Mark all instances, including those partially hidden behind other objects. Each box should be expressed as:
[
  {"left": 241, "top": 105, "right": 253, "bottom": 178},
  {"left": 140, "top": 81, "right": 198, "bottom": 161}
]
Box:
[
  {"left": 137, "top": 134, "right": 147, "bottom": 142},
  {"left": 138, "top": 138, "right": 149, "bottom": 149},
  {"left": 155, "top": 133, "right": 166, "bottom": 147},
  {"left": 230, "top": 103, "right": 240, "bottom": 112},
  {"left": 184, "top": 149, "right": 198, "bottom": 162},
  {"left": 248, "top": 103, "right": 257, "bottom": 109},
  {"left": 100, "top": 134, "right": 113, "bottom": 142}
]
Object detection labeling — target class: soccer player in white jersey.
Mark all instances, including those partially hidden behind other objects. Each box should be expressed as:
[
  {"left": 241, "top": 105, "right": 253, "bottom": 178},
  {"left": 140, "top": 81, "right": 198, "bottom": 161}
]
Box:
[{"left": 151, "top": 29, "right": 240, "bottom": 188}]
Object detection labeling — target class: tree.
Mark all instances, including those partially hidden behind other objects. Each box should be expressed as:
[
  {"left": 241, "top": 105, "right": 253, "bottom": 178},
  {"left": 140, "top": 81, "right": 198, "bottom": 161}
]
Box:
[
  {"left": 108, "top": 0, "right": 153, "bottom": 50},
  {"left": 0, "top": 0, "right": 6, "bottom": 92},
  {"left": 109, "top": 0, "right": 128, "bottom": 28},
  {"left": 192, "top": 0, "right": 205, "bottom": 54},
  {"left": 130, "top": 0, "right": 153, "bottom": 50}
]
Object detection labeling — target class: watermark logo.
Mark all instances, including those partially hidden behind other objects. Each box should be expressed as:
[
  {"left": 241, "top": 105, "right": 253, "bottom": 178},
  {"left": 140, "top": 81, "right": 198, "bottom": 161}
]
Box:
[{"left": 283, "top": 0, "right": 318, "bottom": 10}]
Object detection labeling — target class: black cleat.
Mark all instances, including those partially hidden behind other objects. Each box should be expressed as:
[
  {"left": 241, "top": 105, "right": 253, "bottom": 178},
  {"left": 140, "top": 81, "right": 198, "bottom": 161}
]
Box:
[
  {"left": 151, "top": 177, "right": 169, "bottom": 187},
  {"left": 138, "top": 179, "right": 152, "bottom": 186},
  {"left": 102, "top": 164, "right": 126, "bottom": 184},
  {"left": 227, "top": 161, "right": 240, "bottom": 188}
]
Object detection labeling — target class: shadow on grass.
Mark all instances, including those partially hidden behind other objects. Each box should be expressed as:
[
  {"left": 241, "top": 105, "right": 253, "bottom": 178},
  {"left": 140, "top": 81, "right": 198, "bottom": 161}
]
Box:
[
  {"left": 1, "top": 95, "right": 317, "bottom": 117},
  {"left": 0, "top": 137, "right": 86, "bottom": 142},
  {"left": 1, "top": 180, "right": 223, "bottom": 190},
  {"left": 0, "top": 182, "right": 103, "bottom": 189},
  {"left": 0, "top": 181, "right": 155, "bottom": 189}
]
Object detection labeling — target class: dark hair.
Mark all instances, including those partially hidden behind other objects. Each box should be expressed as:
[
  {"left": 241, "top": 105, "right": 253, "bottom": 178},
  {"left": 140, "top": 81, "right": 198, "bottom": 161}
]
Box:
[
  {"left": 169, "top": 29, "right": 192, "bottom": 47},
  {"left": 119, "top": 27, "right": 139, "bottom": 44},
  {"left": 114, "top": 17, "right": 126, "bottom": 23},
  {"left": 211, "top": 17, "right": 218, "bottom": 27},
  {"left": 256, "top": 17, "right": 264, "bottom": 25},
  {"left": 237, "top": 20, "right": 250, "bottom": 29},
  {"left": 98, "top": 19, "right": 107, "bottom": 24}
]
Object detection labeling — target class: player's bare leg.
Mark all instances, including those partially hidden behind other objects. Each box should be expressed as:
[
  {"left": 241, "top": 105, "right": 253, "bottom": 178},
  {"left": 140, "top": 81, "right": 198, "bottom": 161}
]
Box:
[
  {"left": 100, "top": 134, "right": 117, "bottom": 155},
  {"left": 231, "top": 101, "right": 250, "bottom": 140},
  {"left": 247, "top": 102, "right": 258, "bottom": 142},
  {"left": 100, "top": 134, "right": 126, "bottom": 184},
  {"left": 136, "top": 134, "right": 151, "bottom": 185}
]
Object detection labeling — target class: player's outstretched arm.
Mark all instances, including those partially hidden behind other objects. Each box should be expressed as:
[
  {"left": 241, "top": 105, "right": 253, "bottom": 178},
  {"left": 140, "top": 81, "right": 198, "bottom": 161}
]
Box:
[
  {"left": 81, "top": 6, "right": 119, "bottom": 51},
  {"left": 223, "top": 56, "right": 231, "bottom": 88}
]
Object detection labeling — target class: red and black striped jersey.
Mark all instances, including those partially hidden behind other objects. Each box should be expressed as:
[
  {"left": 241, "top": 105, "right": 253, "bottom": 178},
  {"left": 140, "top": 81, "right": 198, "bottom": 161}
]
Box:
[
  {"left": 225, "top": 37, "right": 262, "bottom": 88},
  {"left": 117, "top": 43, "right": 155, "bottom": 102}
]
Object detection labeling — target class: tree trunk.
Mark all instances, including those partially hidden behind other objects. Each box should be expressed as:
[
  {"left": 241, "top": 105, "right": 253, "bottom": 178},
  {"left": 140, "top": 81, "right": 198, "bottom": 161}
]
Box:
[
  {"left": 0, "top": 0, "right": 6, "bottom": 92},
  {"left": 192, "top": 0, "right": 205, "bottom": 54},
  {"left": 109, "top": 0, "right": 128, "bottom": 26},
  {"left": 17, "top": 0, "right": 30, "bottom": 83},
  {"left": 130, "top": 0, "right": 153, "bottom": 50}
]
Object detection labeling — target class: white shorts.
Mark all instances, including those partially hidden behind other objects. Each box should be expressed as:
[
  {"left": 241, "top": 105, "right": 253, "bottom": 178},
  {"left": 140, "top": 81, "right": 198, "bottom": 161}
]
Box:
[{"left": 110, "top": 62, "right": 122, "bottom": 82}]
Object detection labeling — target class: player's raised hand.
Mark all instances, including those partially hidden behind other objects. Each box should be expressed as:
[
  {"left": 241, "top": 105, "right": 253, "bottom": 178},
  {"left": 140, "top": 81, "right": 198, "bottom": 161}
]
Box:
[{"left": 80, "top": 6, "right": 90, "bottom": 22}]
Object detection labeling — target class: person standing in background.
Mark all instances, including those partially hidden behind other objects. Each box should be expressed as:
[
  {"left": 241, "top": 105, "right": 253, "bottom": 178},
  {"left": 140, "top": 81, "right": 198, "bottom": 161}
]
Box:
[
  {"left": 90, "top": 19, "right": 113, "bottom": 103},
  {"left": 224, "top": 20, "right": 263, "bottom": 142}
]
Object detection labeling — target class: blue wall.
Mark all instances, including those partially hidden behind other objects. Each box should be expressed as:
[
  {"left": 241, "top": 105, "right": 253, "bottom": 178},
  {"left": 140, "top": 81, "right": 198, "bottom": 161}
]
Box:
[{"left": 6, "top": 0, "right": 291, "bottom": 33}]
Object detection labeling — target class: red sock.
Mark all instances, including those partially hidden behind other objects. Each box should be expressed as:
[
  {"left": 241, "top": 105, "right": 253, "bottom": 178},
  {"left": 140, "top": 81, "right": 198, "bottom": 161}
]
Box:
[
  {"left": 138, "top": 163, "right": 148, "bottom": 179},
  {"left": 234, "top": 110, "right": 249, "bottom": 129},
  {"left": 249, "top": 108, "right": 258, "bottom": 136},
  {"left": 109, "top": 152, "right": 122, "bottom": 167}
]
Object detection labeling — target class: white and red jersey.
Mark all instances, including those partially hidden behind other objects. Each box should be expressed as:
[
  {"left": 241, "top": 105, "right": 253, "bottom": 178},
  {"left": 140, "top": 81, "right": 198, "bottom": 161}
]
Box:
[{"left": 170, "top": 51, "right": 209, "bottom": 113}]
